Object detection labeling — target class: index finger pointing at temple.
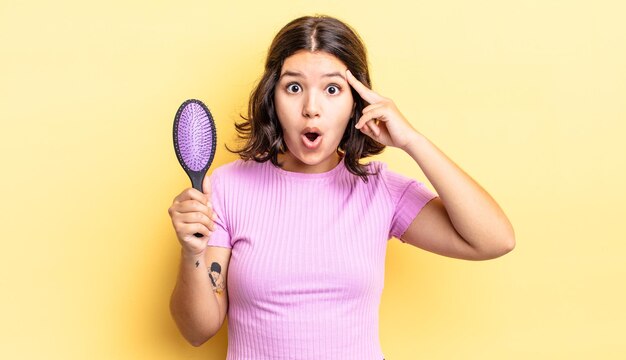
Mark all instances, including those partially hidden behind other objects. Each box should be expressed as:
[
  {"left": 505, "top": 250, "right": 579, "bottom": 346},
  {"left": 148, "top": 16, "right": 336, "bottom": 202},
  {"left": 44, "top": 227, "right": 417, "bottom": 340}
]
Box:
[{"left": 346, "top": 70, "right": 384, "bottom": 104}]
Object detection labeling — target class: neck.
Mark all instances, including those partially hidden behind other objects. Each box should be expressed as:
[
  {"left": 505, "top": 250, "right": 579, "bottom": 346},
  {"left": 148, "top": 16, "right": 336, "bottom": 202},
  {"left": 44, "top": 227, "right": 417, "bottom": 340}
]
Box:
[{"left": 277, "top": 152, "right": 343, "bottom": 174}]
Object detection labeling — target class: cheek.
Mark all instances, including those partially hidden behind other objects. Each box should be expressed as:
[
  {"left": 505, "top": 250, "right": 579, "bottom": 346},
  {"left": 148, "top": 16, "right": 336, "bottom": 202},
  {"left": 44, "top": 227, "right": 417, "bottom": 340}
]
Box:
[
  {"left": 330, "top": 111, "right": 353, "bottom": 141},
  {"left": 338, "top": 100, "right": 355, "bottom": 125},
  {"left": 273, "top": 94, "right": 291, "bottom": 129},
  {"left": 341, "top": 94, "right": 355, "bottom": 116}
]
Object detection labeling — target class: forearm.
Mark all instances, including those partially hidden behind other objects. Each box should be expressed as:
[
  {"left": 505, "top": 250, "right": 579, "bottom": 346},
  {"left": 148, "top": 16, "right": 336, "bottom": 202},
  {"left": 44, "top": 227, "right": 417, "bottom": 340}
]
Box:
[
  {"left": 170, "top": 250, "right": 220, "bottom": 345},
  {"left": 403, "top": 132, "right": 515, "bottom": 252}
]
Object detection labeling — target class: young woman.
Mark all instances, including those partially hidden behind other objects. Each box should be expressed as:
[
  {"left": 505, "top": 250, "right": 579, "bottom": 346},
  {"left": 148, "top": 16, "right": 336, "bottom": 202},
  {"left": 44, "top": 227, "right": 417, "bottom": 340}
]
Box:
[{"left": 168, "top": 15, "right": 515, "bottom": 359}]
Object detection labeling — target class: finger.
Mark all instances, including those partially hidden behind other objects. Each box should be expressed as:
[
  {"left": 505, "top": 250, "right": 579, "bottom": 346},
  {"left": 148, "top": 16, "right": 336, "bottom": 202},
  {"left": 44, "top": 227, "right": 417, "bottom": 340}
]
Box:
[
  {"left": 202, "top": 174, "right": 212, "bottom": 204},
  {"left": 362, "top": 103, "right": 385, "bottom": 114},
  {"left": 175, "top": 199, "right": 213, "bottom": 214},
  {"left": 359, "top": 126, "right": 369, "bottom": 138},
  {"left": 355, "top": 108, "right": 388, "bottom": 130},
  {"left": 361, "top": 120, "right": 380, "bottom": 138},
  {"left": 367, "top": 120, "right": 381, "bottom": 137},
  {"left": 359, "top": 119, "right": 381, "bottom": 137},
  {"left": 346, "top": 70, "right": 384, "bottom": 104},
  {"left": 181, "top": 223, "right": 212, "bottom": 239},
  {"left": 178, "top": 199, "right": 217, "bottom": 224},
  {"left": 178, "top": 212, "right": 216, "bottom": 232},
  {"left": 176, "top": 187, "right": 206, "bottom": 204}
]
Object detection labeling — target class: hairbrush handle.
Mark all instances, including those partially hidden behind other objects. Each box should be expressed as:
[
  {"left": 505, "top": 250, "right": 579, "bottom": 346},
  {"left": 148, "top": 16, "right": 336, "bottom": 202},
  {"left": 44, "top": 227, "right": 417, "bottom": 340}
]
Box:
[{"left": 190, "top": 171, "right": 205, "bottom": 238}]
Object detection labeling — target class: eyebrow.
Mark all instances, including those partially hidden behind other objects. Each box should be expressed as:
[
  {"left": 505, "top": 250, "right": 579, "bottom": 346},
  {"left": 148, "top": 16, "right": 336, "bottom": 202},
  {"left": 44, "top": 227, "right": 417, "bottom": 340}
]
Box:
[{"left": 279, "top": 71, "right": 346, "bottom": 81}]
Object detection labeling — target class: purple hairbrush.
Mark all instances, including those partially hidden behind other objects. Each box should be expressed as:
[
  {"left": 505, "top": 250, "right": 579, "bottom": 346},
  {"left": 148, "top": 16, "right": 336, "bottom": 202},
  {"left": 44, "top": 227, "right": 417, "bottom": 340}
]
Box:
[{"left": 173, "top": 99, "right": 217, "bottom": 238}]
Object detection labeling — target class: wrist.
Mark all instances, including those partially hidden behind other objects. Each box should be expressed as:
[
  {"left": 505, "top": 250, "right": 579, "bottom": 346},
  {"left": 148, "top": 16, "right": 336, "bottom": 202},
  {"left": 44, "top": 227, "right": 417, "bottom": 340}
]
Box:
[
  {"left": 181, "top": 247, "right": 205, "bottom": 262},
  {"left": 401, "top": 130, "right": 426, "bottom": 153}
]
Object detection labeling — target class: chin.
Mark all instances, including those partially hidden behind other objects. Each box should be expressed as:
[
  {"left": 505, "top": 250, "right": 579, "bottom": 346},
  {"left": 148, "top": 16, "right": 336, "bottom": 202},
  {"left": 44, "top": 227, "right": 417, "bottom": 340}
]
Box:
[{"left": 295, "top": 152, "right": 325, "bottom": 165}]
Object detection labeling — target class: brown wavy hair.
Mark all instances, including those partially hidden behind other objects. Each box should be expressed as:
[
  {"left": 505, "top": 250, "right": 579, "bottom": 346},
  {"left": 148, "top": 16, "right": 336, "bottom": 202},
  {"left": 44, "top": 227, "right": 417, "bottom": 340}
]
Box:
[{"left": 226, "top": 15, "right": 385, "bottom": 183}]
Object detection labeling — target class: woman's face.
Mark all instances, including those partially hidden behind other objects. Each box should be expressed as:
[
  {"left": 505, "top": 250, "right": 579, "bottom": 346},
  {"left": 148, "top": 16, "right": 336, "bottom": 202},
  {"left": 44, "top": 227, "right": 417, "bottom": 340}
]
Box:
[{"left": 274, "top": 50, "right": 354, "bottom": 173}]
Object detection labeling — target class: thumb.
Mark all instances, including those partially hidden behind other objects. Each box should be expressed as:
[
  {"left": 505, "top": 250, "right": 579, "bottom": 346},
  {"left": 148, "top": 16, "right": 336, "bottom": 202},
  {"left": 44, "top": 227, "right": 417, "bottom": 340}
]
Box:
[{"left": 202, "top": 173, "right": 212, "bottom": 204}]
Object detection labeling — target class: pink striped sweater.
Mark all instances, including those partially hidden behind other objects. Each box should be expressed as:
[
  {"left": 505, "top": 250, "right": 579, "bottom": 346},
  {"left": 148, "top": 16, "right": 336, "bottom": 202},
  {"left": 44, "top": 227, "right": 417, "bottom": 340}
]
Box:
[{"left": 207, "top": 156, "right": 437, "bottom": 359}]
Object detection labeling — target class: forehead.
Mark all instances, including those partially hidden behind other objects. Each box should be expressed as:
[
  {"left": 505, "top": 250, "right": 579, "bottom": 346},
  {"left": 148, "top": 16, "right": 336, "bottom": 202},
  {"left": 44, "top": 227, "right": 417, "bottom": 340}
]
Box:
[{"left": 280, "top": 50, "right": 347, "bottom": 76}]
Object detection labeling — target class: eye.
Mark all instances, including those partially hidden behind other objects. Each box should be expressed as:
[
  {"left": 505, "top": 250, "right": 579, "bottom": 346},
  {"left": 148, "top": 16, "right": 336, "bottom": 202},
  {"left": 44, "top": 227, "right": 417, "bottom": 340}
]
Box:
[
  {"left": 286, "top": 83, "right": 301, "bottom": 93},
  {"left": 326, "top": 84, "right": 341, "bottom": 95}
]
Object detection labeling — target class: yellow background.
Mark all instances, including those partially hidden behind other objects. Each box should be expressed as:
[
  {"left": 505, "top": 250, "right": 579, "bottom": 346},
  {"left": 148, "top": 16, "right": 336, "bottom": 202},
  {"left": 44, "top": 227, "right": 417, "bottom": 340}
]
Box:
[{"left": 1, "top": 0, "right": 624, "bottom": 358}]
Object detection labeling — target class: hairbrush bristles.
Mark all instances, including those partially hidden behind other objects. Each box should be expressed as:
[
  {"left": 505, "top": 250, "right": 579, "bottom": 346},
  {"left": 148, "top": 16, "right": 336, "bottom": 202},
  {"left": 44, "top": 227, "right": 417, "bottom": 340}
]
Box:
[
  {"left": 177, "top": 103, "right": 213, "bottom": 171},
  {"left": 173, "top": 99, "right": 217, "bottom": 192}
]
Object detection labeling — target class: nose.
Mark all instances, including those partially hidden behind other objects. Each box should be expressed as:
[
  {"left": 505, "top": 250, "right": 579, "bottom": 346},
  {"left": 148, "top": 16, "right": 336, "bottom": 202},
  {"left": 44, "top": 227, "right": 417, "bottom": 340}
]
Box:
[{"left": 302, "top": 91, "right": 320, "bottom": 118}]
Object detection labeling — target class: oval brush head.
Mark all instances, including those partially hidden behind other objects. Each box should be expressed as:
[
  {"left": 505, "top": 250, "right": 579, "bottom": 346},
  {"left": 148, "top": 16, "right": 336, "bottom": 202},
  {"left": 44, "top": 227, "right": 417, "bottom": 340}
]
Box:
[{"left": 173, "top": 99, "right": 217, "bottom": 238}]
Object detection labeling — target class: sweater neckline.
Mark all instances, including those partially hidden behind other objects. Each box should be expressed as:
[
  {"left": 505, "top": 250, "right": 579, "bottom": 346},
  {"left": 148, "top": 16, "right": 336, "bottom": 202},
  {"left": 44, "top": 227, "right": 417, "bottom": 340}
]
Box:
[{"left": 269, "top": 156, "right": 346, "bottom": 180}]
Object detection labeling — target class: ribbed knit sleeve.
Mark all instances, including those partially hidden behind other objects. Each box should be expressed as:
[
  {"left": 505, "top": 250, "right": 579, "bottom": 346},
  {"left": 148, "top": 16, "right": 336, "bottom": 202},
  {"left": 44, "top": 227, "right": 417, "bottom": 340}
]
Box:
[
  {"left": 206, "top": 168, "right": 232, "bottom": 249},
  {"left": 382, "top": 164, "right": 439, "bottom": 241}
]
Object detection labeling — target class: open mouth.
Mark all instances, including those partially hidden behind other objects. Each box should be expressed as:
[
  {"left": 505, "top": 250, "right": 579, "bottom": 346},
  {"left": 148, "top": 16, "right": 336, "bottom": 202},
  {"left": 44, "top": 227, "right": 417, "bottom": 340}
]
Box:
[
  {"left": 301, "top": 127, "right": 323, "bottom": 149},
  {"left": 304, "top": 132, "right": 320, "bottom": 142}
]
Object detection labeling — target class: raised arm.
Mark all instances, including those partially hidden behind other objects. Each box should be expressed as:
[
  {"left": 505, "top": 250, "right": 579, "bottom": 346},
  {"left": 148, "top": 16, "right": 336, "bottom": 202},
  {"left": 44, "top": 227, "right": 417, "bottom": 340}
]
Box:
[
  {"left": 399, "top": 133, "right": 514, "bottom": 260},
  {"left": 346, "top": 69, "right": 515, "bottom": 260}
]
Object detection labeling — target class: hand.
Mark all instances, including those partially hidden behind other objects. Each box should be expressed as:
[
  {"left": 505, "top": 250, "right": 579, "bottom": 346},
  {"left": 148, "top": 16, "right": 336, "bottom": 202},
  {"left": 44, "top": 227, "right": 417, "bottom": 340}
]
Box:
[
  {"left": 168, "top": 173, "right": 217, "bottom": 257},
  {"left": 346, "top": 69, "right": 420, "bottom": 150}
]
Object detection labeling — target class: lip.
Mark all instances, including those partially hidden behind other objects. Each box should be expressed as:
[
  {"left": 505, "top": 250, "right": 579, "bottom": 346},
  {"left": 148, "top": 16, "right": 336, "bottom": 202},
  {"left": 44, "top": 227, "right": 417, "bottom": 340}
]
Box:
[{"left": 301, "top": 127, "right": 323, "bottom": 136}]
